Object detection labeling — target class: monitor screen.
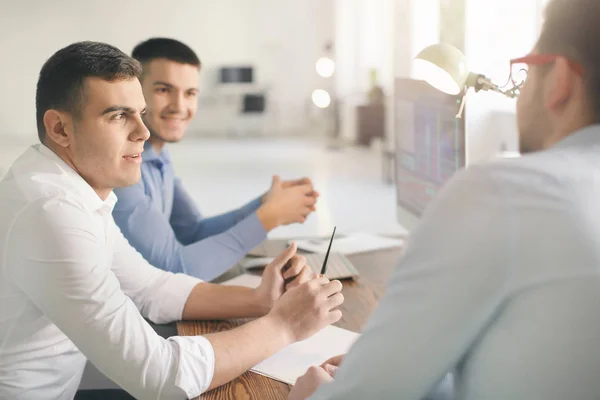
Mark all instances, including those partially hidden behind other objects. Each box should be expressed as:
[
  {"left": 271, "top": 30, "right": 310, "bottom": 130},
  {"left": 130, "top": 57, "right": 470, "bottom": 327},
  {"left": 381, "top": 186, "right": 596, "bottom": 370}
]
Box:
[
  {"left": 219, "top": 66, "right": 253, "bottom": 83},
  {"left": 395, "top": 78, "right": 465, "bottom": 228}
]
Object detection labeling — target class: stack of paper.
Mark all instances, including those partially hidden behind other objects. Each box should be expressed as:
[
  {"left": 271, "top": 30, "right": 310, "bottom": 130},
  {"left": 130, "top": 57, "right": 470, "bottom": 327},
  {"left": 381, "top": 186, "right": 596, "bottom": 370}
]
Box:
[
  {"left": 251, "top": 325, "right": 359, "bottom": 384},
  {"left": 293, "top": 232, "right": 404, "bottom": 255}
]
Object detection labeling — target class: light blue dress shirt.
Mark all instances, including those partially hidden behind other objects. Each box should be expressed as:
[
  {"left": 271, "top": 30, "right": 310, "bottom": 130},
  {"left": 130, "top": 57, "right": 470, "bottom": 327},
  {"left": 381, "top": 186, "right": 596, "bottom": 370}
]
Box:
[
  {"left": 310, "top": 125, "right": 600, "bottom": 400},
  {"left": 113, "top": 141, "right": 266, "bottom": 281}
]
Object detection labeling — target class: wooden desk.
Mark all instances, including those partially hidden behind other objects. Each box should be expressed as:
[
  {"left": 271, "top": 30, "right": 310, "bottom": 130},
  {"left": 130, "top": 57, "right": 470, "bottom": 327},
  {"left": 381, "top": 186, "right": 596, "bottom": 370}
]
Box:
[{"left": 177, "top": 241, "right": 403, "bottom": 400}]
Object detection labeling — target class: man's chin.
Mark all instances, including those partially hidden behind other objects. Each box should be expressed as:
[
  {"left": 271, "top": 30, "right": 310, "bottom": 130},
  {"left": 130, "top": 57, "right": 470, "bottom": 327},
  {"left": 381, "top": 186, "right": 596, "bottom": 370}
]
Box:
[
  {"left": 114, "top": 172, "right": 142, "bottom": 189},
  {"left": 153, "top": 130, "right": 186, "bottom": 143}
]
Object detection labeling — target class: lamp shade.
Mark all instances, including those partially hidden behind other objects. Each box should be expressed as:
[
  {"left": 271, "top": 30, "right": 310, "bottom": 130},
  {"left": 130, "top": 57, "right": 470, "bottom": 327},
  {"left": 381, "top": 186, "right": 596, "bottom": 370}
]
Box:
[{"left": 413, "top": 44, "right": 469, "bottom": 95}]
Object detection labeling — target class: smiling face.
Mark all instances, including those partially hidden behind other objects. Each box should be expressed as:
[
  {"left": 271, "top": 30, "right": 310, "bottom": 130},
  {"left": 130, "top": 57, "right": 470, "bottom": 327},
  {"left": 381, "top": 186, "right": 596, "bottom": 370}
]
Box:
[{"left": 139, "top": 58, "right": 199, "bottom": 147}]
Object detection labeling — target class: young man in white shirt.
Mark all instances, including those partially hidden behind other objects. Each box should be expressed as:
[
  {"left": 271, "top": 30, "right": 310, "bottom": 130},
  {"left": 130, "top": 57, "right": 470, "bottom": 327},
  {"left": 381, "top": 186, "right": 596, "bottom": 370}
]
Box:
[
  {"left": 0, "top": 41, "right": 344, "bottom": 400},
  {"left": 289, "top": 0, "right": 600, "bottom": 399}
]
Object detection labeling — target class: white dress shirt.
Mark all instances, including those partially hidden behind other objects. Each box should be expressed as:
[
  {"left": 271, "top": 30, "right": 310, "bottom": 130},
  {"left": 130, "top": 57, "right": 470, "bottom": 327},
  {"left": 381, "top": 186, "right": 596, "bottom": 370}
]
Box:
[
  {"left": 311, "top": 125, "right": 600, "bottom": 400},
  {"left": 0, "top": 145, "right": 215, "bottom": 399}
]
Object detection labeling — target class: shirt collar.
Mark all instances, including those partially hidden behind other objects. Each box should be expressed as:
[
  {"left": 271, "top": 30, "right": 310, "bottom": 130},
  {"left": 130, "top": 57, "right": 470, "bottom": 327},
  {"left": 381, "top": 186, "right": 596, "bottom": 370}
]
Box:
[
  {"left": 36, "top": 144, "right": 118, "bottom": 214},
  {"left": 142, "top": 140, "right": 171, "bottom": 166},
  {"left": 553, "top": 124, "right": 600, "bottom": 150}
]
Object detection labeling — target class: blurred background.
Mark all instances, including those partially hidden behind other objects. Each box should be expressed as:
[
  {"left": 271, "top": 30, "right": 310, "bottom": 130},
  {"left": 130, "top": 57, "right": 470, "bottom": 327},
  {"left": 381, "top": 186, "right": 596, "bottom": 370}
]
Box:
[{"left": 0, "top": 0, "right": 549, "bottom": 239}]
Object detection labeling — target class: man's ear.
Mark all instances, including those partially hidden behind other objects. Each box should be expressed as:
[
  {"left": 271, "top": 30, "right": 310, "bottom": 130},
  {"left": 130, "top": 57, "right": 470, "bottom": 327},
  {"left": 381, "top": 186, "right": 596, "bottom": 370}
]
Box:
[
  {"left": 544, "top": 57, "right": 575, "bottom": 111},
  {"left": 43, "top": 109, "right": 74, "bottom": 148}
]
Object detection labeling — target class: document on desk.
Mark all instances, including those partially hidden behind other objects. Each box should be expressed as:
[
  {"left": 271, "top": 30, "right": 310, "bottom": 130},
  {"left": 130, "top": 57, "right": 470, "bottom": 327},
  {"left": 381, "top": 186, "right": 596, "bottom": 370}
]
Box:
[
  {"left": 251, "top": 325, "right": 360, "bottom": 385},
  {"left": 293, "top": 232, "right": 404, "bottom": 255}
]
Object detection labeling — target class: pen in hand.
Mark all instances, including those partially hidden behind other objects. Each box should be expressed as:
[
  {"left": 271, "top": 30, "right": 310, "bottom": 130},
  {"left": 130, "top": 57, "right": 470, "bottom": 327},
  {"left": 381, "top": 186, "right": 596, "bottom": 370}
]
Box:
[
  {"left": 319, "top": 226, "right": 337, "bottom": 278},
  {"left": 283, "top": 226, "right": 337, "bottom": 286}
]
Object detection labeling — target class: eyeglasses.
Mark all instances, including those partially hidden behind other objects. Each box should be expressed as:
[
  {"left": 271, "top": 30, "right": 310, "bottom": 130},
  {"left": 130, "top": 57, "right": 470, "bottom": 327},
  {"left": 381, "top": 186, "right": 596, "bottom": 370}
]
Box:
[{"left": 509, "top": 54, "right": 585, "bottom": 90}]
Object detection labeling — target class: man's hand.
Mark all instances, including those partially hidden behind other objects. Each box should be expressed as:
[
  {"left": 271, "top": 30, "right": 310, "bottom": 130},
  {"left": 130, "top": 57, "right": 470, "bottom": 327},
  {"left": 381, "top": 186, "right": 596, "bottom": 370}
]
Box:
[
  {"left": 201, "top": 255, "right": 344, "bottom": 392},
  {"left": 320, "top": 354, "right": 344, "bottom": 377},
  {"left": 288, "top": 354, "right": 345, "bottom": 399},
  {"left": 254, "top": 243, "right": 314, "bottom": 313},
  {"left": 288, "top": 365, "right": 335, "bottom": 400},
  {"left": 266, "top": 276, "right": 344, "bottom": 343},
  {"left": 258, "top": 176, "right": 319, "bottom": 231},
  {"left": 281, "top": 177, "right": 320, "bottom": 208}
]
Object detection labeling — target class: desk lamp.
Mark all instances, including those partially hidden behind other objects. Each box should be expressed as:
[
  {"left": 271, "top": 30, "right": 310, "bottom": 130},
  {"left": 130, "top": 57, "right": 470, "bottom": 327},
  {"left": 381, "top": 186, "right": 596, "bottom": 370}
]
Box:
[{"left": 413, "top": 44, "right": 520, "bottom": 118}]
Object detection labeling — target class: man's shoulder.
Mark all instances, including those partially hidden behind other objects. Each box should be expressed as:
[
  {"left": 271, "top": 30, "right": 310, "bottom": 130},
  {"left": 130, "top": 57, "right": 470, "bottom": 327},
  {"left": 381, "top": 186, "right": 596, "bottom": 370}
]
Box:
[
  {"left": 1, "top": 175, "right": 66, "bottom": 217},
  {"left": 438, "top": 151, "right": 595, "bottom": 219},
  {"left": 2, "top": 148, "right": 94, "bottom": 219},
  {"left": 470, "top": 149, "right": 595, "bottom": 192},
  {"left": 0, "top": 183, "right": 91, "bottom": 249},
  {"left": 433, "top": 154, "right": 567, "bottom": 208},
  {"left": 1, "top": 145, "right": 79, "bottom": 204}
]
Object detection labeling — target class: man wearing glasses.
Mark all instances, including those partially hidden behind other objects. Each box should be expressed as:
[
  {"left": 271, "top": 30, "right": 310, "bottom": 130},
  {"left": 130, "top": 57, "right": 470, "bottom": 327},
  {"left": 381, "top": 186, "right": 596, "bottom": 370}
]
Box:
[{"left": 289, "top": 0, "right": 600, "bottom": 398}]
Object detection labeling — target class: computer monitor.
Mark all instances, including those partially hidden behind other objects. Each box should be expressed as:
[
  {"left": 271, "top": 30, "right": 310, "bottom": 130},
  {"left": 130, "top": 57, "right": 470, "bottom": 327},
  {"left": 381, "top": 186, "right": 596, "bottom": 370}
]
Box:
[{"left": 394, "top": 78, "right": 466, "bottom": 232}]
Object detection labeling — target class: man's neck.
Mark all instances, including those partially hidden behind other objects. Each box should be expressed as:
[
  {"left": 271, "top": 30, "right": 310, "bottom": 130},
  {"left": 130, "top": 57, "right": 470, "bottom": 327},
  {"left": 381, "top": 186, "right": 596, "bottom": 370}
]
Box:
[
  {"left": 42, "top": 142, "right": 112, "bottom": 201},
  {"left": 544, "top": 118, "right": 594, "bottom": 150},
  {"left": 148, "top": 136, "right": 166, "bottom": 154}
]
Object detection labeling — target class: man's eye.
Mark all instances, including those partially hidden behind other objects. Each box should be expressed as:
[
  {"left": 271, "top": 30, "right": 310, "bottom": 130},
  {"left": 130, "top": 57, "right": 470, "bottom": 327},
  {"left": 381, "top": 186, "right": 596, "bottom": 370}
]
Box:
[
  {"left": 112, "top": 113, "right": 126, "bottom": 120},
  {"left": 156, "top": 87, "right": 169, "bottom": 93}
]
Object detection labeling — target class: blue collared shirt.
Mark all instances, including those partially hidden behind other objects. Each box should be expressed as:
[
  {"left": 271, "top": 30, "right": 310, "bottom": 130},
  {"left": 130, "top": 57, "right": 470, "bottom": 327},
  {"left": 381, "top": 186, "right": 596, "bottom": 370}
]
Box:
[{"left": 113, "top": 141, "right": 266, "bottom": 281}]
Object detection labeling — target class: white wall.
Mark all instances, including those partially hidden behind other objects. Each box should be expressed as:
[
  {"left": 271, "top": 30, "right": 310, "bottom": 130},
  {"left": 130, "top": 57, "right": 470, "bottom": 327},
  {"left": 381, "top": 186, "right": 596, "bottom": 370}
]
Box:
[
  {"left": 334, "top": 0, "right": 394, "bottom": 99},
  {"left": 464, "top": 0, "right": 547, "bottom": 162},
  {"left": 0, "top": 0, "right": 334, "bottom": 141},
  {"left": 383, "top": 0, "right": 442, "bottom": 149},
  {"left": 335, "top": 0, "right": 398, "bottom": 143}
]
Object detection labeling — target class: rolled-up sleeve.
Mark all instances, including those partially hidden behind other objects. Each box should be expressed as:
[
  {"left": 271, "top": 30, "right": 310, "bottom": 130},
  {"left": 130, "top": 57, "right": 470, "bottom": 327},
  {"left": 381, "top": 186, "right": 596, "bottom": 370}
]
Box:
[{"left": 5, "top": 197, "right": 215, "bottom": 399}]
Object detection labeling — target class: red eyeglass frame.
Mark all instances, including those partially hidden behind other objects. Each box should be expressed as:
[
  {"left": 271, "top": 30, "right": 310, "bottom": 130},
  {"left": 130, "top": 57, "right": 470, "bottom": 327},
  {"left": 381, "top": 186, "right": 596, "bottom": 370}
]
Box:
[{"left": 509, "top": 54, "right": 585, "bottom": 87}]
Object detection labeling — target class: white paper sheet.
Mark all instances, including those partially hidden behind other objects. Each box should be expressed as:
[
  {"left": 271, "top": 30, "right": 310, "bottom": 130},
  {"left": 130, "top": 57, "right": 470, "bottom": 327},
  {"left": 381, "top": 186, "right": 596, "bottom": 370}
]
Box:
[{"left": 251, "top": 325, "right": 359, "bottom": 385}]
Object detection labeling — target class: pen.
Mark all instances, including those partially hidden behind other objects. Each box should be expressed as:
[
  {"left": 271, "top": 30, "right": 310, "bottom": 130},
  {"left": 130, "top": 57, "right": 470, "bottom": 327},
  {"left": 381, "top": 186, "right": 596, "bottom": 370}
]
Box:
[{"left": 319, "top": 226, "right": 337, "bottom": 277}]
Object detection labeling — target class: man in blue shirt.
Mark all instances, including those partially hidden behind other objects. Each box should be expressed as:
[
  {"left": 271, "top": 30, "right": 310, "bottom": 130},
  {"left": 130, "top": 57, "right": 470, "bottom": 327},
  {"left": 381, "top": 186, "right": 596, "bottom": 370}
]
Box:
[{"left": 113, "top": 38, "right": 318, "bottom": 281}]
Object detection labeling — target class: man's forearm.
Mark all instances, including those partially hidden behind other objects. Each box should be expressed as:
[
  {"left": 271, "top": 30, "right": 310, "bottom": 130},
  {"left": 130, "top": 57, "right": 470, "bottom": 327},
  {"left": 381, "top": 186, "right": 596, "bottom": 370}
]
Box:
[
  {"left": 204, "top": 315, "right": 292, "bottom": 390},
  {"left": 182, "top": 282, "right": 269, "bottom": 320}
]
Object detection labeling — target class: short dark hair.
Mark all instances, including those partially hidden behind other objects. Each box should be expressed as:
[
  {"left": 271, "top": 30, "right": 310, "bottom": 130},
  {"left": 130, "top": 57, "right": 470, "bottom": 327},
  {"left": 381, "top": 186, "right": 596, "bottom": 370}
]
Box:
[
  {"left": 36, "top": 41, "right": 142, "bottom": 143},
  {"left": 537, "top": 0, "right": 600, "bottom": 121},
  {"left": 131, "top": 38, "right": 201, "bottom": 68}
]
